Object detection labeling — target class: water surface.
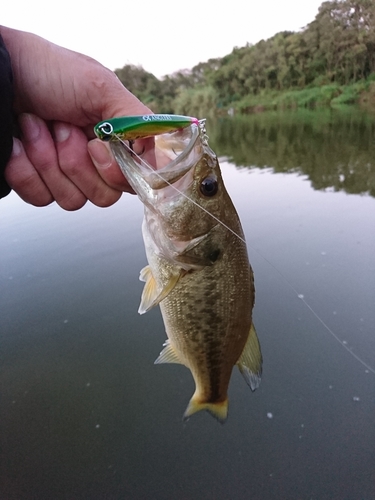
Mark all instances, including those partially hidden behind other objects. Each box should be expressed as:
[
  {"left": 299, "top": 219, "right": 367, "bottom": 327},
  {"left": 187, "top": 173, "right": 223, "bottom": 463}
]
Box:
[{"left": 1, "top": 108, "right": 374, "bottom": 499}]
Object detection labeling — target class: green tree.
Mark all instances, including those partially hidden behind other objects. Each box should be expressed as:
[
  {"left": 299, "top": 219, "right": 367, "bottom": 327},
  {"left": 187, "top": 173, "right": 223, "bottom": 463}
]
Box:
[{"left": 113, "top": 0, "right": 375, "bottom": 114}]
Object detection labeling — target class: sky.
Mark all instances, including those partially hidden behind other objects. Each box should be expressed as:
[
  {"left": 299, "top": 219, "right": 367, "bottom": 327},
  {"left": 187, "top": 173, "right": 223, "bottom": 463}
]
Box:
[{"left": 2, "top": 0, "right": 323, "bottom": 78}]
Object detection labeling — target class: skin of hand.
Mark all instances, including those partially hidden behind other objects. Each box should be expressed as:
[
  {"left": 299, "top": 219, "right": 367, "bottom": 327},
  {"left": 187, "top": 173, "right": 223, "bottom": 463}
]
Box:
[{"left": 1, "top": 26, "right": 152, "bottom": 210}]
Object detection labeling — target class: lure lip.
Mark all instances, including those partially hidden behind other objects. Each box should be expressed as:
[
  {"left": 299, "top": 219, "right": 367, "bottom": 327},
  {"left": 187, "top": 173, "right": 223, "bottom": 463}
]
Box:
[{"left": 94, "top": 114, "right": 199, "bottom": 142}]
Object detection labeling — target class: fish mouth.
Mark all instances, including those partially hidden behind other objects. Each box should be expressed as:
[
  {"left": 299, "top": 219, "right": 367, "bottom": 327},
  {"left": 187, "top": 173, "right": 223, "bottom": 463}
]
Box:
[{"left": 109, "top": 122, "right": 211, "bottom": 202}]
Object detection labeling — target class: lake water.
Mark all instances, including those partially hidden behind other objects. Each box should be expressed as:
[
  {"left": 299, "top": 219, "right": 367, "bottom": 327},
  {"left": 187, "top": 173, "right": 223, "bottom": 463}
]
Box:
[{"left": 1, "top": 108, "right": 374, "bottom": 499}]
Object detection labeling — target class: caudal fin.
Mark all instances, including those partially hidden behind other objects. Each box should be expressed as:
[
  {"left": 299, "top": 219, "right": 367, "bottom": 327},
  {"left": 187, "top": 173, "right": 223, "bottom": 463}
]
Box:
[{"left": 183, "top": 396, "right": 228, "bottom": 423}]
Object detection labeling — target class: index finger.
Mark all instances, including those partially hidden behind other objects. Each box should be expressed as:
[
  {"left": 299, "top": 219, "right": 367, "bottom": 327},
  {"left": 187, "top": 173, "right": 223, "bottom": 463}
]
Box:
[{"left": 87, "top": 139, "right": 135, "bottom": 194}]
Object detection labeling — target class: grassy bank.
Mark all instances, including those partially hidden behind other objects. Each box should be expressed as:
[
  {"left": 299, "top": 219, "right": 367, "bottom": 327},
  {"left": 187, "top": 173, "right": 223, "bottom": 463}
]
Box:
[{"left": 234, "top": 76, "right": 375, "bottom": 113}]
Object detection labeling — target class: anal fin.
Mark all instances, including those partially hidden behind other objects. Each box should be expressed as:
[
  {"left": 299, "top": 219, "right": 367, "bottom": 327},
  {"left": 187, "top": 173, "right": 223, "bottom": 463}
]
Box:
[
  {"left": 154, "top": 339, "right": 184, "bottom": 365},
  {"left": 237, "top": 323, "right": 262, "bottom": 391}
]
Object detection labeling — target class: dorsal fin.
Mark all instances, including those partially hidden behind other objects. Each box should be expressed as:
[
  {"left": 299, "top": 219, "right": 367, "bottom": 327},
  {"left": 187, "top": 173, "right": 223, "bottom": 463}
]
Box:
[{"left": 237, "top": 323, "right": 262, "bottom": 391}]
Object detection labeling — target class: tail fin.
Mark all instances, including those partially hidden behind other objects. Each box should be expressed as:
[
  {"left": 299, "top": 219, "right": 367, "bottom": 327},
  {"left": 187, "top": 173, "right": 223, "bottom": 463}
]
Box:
[{"left": 183, "top": 396, "right": 228, "bottom": 423}]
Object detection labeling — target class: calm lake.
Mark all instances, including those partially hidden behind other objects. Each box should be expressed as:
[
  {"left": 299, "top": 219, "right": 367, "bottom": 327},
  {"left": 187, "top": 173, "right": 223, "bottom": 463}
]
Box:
[{"left": 1, "top": 108, "right": 374, "bottom": 499}]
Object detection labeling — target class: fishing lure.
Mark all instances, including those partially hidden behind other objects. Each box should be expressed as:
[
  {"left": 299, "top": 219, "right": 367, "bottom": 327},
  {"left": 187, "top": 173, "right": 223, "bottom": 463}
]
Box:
[{"left": 94, "top": 114, "right": 199, "bottom": 141}]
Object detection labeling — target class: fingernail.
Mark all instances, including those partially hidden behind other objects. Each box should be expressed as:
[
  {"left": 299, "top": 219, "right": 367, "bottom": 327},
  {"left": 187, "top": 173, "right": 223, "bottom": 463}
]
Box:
[
  {"left": 21, "top": 113, "right": 41, "bottom": 142},
  {"left": 88, "top": 140, "right": 112, "bottom": 168},
  {"left": 12, "top": 137, "right": 22, "bottom": 157},
  {"left": 54, "top": 122, "right": 71, "bottom": 143}
]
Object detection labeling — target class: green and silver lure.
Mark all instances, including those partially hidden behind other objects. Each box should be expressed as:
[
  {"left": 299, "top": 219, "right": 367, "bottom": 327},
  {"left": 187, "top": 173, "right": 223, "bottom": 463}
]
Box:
[
  {"left": 94, "top": 114, "right": 199, "bottom": 142},
  {"left": 94, "top": 113, "right": 209, "bottom": 190}
]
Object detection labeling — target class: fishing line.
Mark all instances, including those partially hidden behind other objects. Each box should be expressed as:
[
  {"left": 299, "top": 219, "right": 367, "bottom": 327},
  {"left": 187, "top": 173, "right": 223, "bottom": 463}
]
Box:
[
  {"left": 115, "top": 135, "right": 375, "bottom": 376},
  {"left": 249, "top": 250, "right": 375, "bottom": 375},
  {"left": 115, "top": 134, "right": 248, "bottom": 245}
]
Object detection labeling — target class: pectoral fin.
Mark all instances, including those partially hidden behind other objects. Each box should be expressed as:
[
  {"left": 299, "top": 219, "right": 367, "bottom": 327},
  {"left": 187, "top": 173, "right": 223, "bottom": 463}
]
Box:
[
  {"left": 138, "top": 265, "right": 183, "bottom": 314},
  {"left": 173, "top": 229, "right": 220, "bottom": 268},
  {"left": 237, "top": 323, "right": 262, "bottom": 391}
]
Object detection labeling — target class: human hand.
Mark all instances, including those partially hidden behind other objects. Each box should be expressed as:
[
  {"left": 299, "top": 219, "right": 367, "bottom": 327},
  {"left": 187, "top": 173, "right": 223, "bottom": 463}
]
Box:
[{"left": 1, "top": 26, "right": 152, "bottom": 210}]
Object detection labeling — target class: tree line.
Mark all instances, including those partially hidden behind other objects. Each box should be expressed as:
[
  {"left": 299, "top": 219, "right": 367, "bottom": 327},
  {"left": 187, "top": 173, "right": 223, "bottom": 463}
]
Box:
[
  {"left": 115, "top": 0, "right": 375, "bottom": 114},
  {"left": 207, "top": 109, "right": 375, "bottom": 197}
]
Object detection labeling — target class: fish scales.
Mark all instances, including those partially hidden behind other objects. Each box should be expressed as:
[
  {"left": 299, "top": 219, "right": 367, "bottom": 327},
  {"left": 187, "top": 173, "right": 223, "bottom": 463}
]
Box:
[
  {"left": 159, "top": 229, "right": 254, "bottom": 404},
  {"left": 104, "top": 117, "right": 262, "bottom": 422}
]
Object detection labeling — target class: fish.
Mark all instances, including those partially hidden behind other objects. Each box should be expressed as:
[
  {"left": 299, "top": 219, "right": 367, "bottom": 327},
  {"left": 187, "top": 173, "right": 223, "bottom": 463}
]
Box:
[{"left": 95, "top": 115, "right": 262, "bottom": 422}]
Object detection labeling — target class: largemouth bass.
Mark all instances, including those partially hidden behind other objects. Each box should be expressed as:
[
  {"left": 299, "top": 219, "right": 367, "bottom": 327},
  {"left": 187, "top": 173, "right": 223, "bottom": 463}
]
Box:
[{"left": 95, "top": 115, "right": 262, "bottom": 422}]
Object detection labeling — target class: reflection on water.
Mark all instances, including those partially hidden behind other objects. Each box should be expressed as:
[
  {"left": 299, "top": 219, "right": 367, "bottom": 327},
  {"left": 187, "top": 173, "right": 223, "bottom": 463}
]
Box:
[
  {"left": 208, "top": 108, "right": 375, "bottom": 196},
  {"left": 1, "top": 108, "right": 375, "bottom": 499}
]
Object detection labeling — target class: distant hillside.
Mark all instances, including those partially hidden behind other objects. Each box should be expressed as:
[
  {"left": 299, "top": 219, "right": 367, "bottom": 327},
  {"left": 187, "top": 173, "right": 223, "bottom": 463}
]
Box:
[{"left": 115, "top": 0, "right": 375, "bottom": 114}]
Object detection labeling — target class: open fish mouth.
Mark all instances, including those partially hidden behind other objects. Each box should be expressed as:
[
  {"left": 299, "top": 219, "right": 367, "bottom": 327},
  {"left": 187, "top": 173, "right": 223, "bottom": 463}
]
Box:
[
  {"left": 95, "top": 115, "right": 215, "bottom": 197},
  {"left": 114, "top": 123, "right": 201, "bottom": 190}
]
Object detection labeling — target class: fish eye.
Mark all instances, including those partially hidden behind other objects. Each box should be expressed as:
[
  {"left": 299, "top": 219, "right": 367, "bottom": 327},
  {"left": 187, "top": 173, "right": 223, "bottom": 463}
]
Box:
[{"left": 200, "top": 176, "right": 218, "bottom": 197}]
